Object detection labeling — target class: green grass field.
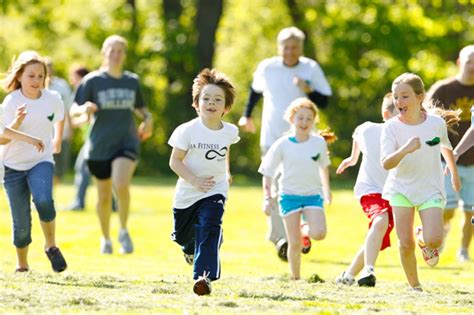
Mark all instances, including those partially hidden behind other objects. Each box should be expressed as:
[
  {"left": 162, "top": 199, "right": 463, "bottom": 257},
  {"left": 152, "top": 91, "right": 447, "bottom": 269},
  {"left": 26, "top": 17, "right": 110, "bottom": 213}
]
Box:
[{"left": 0, "top": 178, "right": 472, "bottom": 314}]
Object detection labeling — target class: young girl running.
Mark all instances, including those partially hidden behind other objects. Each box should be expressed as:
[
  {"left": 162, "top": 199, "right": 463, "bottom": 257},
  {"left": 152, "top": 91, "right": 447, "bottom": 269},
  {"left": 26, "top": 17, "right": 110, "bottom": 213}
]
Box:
[
  {"left": 381, "top": 73, "right": 461, "bottom": 291},
  {"left": 259, "top": 98, "right": 331, "bottom": 280},
  {"left": 1, "top": 51, "right": 67, "bottom": 273},
  {"left": 335, "top": 93, "right": 397, "bottom": 287},
  {"left": 168, "top": 69, "right": 239, "bottom": 296}
]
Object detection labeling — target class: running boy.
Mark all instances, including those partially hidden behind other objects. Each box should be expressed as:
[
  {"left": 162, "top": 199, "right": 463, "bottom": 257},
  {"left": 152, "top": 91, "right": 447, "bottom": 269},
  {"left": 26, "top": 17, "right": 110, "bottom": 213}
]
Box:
[
  {"left": 168, "top": 69, "right": 239, "bottom": 295},
  {"left": 335, "top": 93, "right": 397, "bottom": 287}
]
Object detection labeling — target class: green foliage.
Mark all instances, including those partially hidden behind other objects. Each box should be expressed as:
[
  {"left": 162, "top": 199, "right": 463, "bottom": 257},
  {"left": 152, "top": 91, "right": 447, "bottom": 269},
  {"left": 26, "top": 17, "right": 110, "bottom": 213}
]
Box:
[{"left": 1, "top": 0, "right": 474, "bottom": 177}]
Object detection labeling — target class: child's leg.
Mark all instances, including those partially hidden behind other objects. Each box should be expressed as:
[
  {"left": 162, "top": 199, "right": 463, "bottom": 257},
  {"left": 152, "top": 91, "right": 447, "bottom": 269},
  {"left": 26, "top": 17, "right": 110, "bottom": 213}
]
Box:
[
  {"left": 364, "top": 213, "right": 389, "bottom": 268},
  {"left": 4, "top": 167, "right": 33, "bottom": 269},
  {"left": 419, "top": 207, "right": 443, "bottom": 249},
  {"left": 27, "top": 162, "right": 57, "bottom": 249},
  {"left": 282, "top": 211, "right": 302, "bottom": 280},
  {"left": 393, "top": 206, "right": 420, "bottom": 288},
  {"left": 302, "top": 207, "right": 326, "bottom": 241},
  {"left": 346, "top": 246, "right": 364, "bottom": 277},
  {"left": 194, "top": 195, "right": 225, "bottom": 281},
  {"left": 95, "top": 178, "right": 113, "bottom": 240},
  {"left": 172, "top": 204, "right": 199, "bottom": 256}
]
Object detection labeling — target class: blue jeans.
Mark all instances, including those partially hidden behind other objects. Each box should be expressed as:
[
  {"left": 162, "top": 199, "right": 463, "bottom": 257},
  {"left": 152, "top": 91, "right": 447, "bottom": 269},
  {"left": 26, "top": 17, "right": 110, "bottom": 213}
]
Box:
[{"left": 3, "top": 162, "right": 56, "bottom": 248}]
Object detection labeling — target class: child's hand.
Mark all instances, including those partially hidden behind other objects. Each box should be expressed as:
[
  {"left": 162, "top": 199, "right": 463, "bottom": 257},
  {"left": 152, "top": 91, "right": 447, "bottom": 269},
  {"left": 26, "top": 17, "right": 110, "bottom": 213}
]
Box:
[
  {"left": 336, "top": 158, "right": 353, "bottom": 174},
  {"left": 324, "top": 191, "right": 332, "bottom": 206},
  {"left": 403, "top": 137, "right": 421, "bottom": 153},
  {"left": 85, "top": 101, "right": 98, "bottom": 115},
  {"left": 451, "top": 173, "right": 462, "bottom": 192},
  {"left": 28, "top": 137, "right": 44, "bottom": 152},
  {"left": 138, "top": 118, "right": 153, "bottom": 141},
  {"left": 52, "top": 138, "right": 62, "bottom": 154},
  {"left": 227, "top": 173, "right": 233, "bottom": 185},
  {"left": 238, "top": 116, "right": 256, "bottom": 133},
  {"left": 262, "top": 197, "right": 273, "bottom": 216},
  {"left": 191, "top": 176, "right": 215, "bottom": 192},
  {"left": 15, "top": 104, "right": 28, "bottom": 124}
]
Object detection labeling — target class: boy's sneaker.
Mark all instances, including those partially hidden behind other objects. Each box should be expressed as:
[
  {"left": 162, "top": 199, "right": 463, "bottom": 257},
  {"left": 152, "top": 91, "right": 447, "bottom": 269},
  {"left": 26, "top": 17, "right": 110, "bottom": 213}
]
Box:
[
  {"left": 409, "top": 286, "right": 423, "bottom": 292},
  {"left": 45, "top": 247, "right": 67, "bottom": 273},
  {"left": 193, "top": 271, "right": 211, "bottom": 296},
  {"left": 101, "top": 238, "right": 113, "bottom": 254},
  {"left": 15, "top": 267, "right": 29, "bottom": 273},
  {"left": 118, "top": 230, "right": 134, "bottom": 254},
  {"left": 276, "top": 238, "right": 288, "bottom": 261},
  {"left": 416, "top": 226, "right": 439, "bottom": 267},
  {"left": 457, "top": 248, "right": 470, "bottom": 262},
  {"left": 335, "top": 271, "right": 355, "bottom": 286},
  {"left": 184, "top": 253, "right": 194, "bottom": 265},
  {"left": 358, "top": 267, "right": 376, "bottom": 287}
]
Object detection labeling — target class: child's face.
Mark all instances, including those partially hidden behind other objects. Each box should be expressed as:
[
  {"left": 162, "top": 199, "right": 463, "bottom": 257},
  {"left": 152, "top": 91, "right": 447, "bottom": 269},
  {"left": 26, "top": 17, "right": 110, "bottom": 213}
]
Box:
[
  {"left": 392, "top": 83, "right": 422, "bottom": 116},
  {"left": 459, "top": 51, "right": 474, "bottom": 80},
  {"left": 104, "top": 42, "right": 126, "bottom": 69},
  {"left": 19, "top": 62, "right": 45, "bottom": 98},
  {"left": 291, "top": 107, "right": 315, "bottom": 135},
  {"left": 197, "top": 84, "right": 227, "bottom": 120},
  {"left": 278, "top": 37, "right": 303, "bottom": 67}
]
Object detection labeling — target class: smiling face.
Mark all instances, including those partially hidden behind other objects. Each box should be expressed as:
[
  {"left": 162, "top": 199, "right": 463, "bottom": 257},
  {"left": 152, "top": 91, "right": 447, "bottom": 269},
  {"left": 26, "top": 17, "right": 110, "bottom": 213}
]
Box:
[
  {"left": 19, "top": 62, "right": 46, "bottom": 99},
  {"left": 278, "top": 37, "right": 303, "bottom": 67},
  {"left": 392, "top": 82, "right": 423, "bottom": 117},
  {"left": 291, "top": 107, "right": 315, "bottom": 136},
  {"left": 197, "top": 84, "right": 227, "bottom": 121}
]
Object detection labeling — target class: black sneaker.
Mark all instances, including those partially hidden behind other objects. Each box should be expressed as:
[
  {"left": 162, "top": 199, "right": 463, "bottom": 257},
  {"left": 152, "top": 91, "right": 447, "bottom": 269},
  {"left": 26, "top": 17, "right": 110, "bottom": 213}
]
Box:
[
  {"left": 45, "top": 247, "right": 67, "bottom": 273},
  {"left": 193, "top": 272, "right": 211, "bottom": 296},
  {"left": 276, "top": 238, "right": 288, "bottom": 261},
  {"left": 358, "top": 273, "right": 376, "bottom": 287}
]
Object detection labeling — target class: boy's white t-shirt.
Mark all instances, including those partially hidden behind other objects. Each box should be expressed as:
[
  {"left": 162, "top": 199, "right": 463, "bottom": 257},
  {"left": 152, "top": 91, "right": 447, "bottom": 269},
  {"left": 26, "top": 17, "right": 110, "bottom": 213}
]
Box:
[
  {"left": 2, "top": 89, "right": 64, "bottom": 171},
  {"left": 258, "top": 134, "right": 330, "bottom": 196},
  {"left": 381, "top": 114, "right": 452, "bottom": 205},
  {"left": 252, "top": 56, "right": 332, "bottom": 149},
  {"left": 353, "top": 122, "right": 388, "bottom": 199},
  {"left": 0, "top": 105, "right": 4, "bottom": 180},
  {"left": 168, "top": 117, "right": 240, "bottom": 209}
]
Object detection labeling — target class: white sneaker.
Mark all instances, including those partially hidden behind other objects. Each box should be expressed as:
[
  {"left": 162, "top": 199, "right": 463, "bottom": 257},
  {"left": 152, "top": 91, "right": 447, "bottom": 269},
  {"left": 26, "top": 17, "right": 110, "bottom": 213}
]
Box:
[
  {"left": 416, "top": 226, "right": 439, "bottom": 267},
  {"left": 457, "top": 248, "right": 470, "bottom": 262},
  {"left": 118, "top": 229, "right": 134, "bottom": 254},
  {"left": 336, "top": 271, "right": 355, "bottom": 286},
  {"left": 101, "top": 238, "right": 113, "bottom": 254}
]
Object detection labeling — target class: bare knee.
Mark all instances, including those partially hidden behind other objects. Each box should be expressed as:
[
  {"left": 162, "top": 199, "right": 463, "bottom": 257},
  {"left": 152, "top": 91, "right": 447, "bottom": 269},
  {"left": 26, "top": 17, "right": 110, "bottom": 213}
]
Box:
[
  {"left": 398, "top": 240, "right": 415, "bottom": 255},
  {"left": 308, "top": 228, "right": 326, "bottom": 240},
  {"left": 372, "top": 216, "right": 389, "bottom": 234}
]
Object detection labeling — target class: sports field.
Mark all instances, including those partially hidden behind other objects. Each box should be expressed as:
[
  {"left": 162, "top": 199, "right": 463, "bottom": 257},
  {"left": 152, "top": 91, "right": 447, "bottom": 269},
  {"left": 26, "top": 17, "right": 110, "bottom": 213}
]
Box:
[{"left": 0, "top": 178, "right": 472, "bottom": 314}]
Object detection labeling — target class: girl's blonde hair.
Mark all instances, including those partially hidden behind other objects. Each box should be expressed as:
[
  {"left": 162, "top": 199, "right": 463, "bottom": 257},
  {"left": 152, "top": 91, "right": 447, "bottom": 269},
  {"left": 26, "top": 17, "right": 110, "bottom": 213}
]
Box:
[
  {"left": 392, "top": 72, "right": 460, "bottom": 134},
  {"left": 381, "top": 92, "right": 396, "bottom": 114},
  {"left": 284, "top": 97, "right": 337, "bottom": 143},
  {"left": 2, "top": 50, "right": 48, "bottom": 92},
  {"left": 100, "top": 35, "right": 128, "bottom": 68}
]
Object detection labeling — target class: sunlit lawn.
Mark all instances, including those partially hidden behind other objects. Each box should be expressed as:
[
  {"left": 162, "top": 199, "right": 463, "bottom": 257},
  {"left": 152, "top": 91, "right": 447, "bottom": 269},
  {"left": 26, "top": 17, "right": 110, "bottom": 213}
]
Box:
[{"left": 0, "top": 177, "right": 472, "bottom": 314}]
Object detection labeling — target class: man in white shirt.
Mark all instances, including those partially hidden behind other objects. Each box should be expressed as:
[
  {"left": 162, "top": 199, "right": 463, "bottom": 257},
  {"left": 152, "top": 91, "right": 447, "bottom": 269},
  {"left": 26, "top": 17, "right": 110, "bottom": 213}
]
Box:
[{"left": 238, "top": 27, "right": 332, "bottom": 260}]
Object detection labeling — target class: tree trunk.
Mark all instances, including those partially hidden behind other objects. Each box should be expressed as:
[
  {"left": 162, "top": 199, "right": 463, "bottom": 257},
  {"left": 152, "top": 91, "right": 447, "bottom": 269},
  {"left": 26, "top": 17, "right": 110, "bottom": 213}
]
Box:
[
  {"left": 285, "top": 0, "right": 316, "bottom": 60},
  {"left": 195, "top": 0, "right": 224, "bottom": 69}
]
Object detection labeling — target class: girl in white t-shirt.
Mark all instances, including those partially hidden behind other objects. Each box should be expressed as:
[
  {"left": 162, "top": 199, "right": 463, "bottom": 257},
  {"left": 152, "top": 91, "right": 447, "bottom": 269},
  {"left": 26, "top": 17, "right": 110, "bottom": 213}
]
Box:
[
  {"left": 169, "top": 69, "right": 239, "bottom": 296},
  {"left": 1, "top": 51, "right": 67, "bottom": 273},
  {"left": 335, "top": 93, "right": 397, "bottom": 287},
  {"left": 259, "top": 98, "right": 333, "bottom": 280},
  {"left": 381, "top": 73, "right": 461, "bottom": 291}
]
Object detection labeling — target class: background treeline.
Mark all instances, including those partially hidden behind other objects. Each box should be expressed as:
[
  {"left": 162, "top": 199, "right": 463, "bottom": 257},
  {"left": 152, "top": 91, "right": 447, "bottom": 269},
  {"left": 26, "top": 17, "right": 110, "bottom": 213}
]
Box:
[{"left": 1, "top": 0, "right": 473, "bottom": 179}]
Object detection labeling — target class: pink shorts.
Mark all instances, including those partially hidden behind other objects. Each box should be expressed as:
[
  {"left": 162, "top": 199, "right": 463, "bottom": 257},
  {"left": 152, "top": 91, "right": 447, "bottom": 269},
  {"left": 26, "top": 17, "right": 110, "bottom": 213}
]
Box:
[{"left": 360, "top": 193, "right": 394, "bottom": 251}]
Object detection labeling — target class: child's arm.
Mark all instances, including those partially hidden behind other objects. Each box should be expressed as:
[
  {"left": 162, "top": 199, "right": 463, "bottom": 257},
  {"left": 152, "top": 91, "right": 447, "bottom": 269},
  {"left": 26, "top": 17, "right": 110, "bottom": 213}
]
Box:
[
  {"left": 262, "top": 175, "right": 273, "bottom": 215},
  {"left": 0, "top": 104, "right": 28, "bottom": 145},
  {"left": 226, "top": 146, "right": 233, "bottom": 185},
  {"left": 169, "top": 147, "right": 215, "bottom": 192},
  {"left": 441, "top": 147, "right": 462, "bottom": 192},
  {"left": 336, "top": 138, "right": 360, "bottom": 174},
  {"left": 52, "top": 119, "right": 65, "bottom": 154},
  {"left": 382, "top": 137, "right": 421, "bottom": 170},
  {"left": 453, "top": 128, "right": 474, "bottom": 161},
  {"left": 320, "top": 166, "right": 332, "bottom": 205},
  {"left": 70, "top": 101, "right": 98, "bottom": 117},
  {"left": 1, "top": 127, "right": 44, "bottom": 151}
]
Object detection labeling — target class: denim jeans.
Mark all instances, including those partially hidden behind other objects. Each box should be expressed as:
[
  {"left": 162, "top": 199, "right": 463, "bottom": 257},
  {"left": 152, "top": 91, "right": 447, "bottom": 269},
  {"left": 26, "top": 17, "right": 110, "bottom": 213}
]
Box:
[
  {"left": 72, "top": 144, "right": 90, "bottom": 208},
  {"left": 3, "top": 161, "right": 56, "bottom": 248}
]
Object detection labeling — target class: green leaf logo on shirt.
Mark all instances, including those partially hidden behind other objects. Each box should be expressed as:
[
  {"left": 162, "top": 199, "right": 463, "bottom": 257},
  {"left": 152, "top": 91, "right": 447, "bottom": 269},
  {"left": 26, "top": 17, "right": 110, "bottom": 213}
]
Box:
[
  {"left": 426, "top": 137, "right": 440, "bottom": 146},
  {"left": 311, "top": 153, "right": 320, "bottom": 161},
  {"left": 47, "top": 113, "right": 55, "bottom": 121}
]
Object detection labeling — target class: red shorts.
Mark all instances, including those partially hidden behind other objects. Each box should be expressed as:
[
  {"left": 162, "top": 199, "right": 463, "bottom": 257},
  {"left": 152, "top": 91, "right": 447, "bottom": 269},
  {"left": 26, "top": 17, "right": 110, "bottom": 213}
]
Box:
[{"left": 360, "top": 193, "right": 394, "bottom": 251}]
